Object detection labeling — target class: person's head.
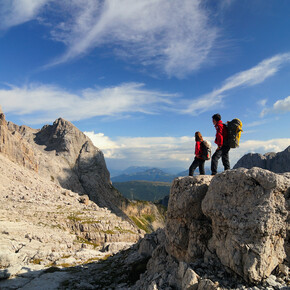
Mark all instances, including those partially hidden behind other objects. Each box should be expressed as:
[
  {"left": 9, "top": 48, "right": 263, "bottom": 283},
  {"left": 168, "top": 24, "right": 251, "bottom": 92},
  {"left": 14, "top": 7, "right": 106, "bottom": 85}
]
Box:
[
  {"left": 195, "top": 131, "right": 203, "bottom": 142},
  {"left": 212, "top": 113, "right": 221, "bottom": 125}
]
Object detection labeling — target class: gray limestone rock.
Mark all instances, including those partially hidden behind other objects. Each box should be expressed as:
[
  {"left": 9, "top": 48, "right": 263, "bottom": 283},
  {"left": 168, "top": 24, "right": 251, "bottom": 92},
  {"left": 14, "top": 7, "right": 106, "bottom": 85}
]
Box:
[
  {"left": 165, "top": 176, "right": 213, "bottom": 262},
  {"left": 234, "top": 146, "right": 290, "bottom": 173},
  {"left": 202, "top": 167, "right": 290, "bottom": 283}
]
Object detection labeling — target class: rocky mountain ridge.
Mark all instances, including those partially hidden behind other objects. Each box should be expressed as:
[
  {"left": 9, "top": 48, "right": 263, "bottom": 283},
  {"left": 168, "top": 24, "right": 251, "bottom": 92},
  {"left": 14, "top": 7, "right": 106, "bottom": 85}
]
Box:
[
  {"left": 7, "top": 117, "right": 126, "bottom": 217},
  {"left": 234, "top": 146, "right": 290, "bottom": 173}
]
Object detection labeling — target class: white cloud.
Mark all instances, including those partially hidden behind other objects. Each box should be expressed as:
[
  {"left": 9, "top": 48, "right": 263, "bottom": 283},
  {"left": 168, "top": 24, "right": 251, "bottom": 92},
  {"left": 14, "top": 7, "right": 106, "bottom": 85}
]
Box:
[
  {"left": 0, "top": 82, "right": 177, "bottom": 124},
  {"left": 273, "top": 96, "right": 290, "bottom": 113},
  {"left": 183, "top": 53, "right": 290, "bottom": 115},
  {"left": 85, "top": 131, "right": 290, "bottom": 171},
  {"left": 261, "top": 95, "right": 290, "bottom": 117},
  {"left": 43, "top": 0, "right": 219, "bottom": 77},
  {"left": 0, "top": 0, "right": 49, "bottom": 30}
]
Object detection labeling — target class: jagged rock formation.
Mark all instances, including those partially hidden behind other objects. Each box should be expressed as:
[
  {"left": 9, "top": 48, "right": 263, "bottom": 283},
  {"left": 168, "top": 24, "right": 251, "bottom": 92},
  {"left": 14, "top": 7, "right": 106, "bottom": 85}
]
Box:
[
  {"left": 234, "top": 146, "right": 290, "bottom": 173},
  {"left": 7, "top": 118, "right": 127, "bottom": 217},
  {"left": 6, "top": 116, "right": 166, "bottom": 230}
]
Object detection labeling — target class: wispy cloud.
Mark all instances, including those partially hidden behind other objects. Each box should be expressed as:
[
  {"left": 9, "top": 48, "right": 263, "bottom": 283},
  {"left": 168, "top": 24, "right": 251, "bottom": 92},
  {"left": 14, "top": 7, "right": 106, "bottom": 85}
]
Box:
[
  {"left": 182, "top": 53, "right": 290, "bottom": 115},
  {"left": 0, "top": 82, "right": 177, "bottom": 124},
  {"left": 50, "top": 0, "right": 219, "bottom": 77},
  {"left": 0, "top": 0, "right": 49, "bottom": 30},
  {"left": 1, "top": 0, "right": 220, "bottom": 77},
  {"left": 85, "top": 131, "right": 290, "bottom": 170},
  {"left": 261, "top": 95, "right": 290, "bottom": 116}
]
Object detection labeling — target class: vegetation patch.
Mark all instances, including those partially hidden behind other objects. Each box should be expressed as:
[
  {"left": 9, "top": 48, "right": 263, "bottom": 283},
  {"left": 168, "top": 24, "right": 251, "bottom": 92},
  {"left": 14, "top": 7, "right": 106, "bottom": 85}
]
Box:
[
  {"left": 31, "top": 258, "right": 43, "bottom": 265},
  {"left": 129, "top": 216, "right": 150, "bottom": 233},
  {"left": 75, "top": 236, "right": 100, "bottom": 249},
  {"left": 101, "top": 229, "right": 115, "bottom": 235},
  {"left": 143, "top": 214, "right": 156, "bottom": 223},
  {"left": 114, "top": 226, "right": 136, "bottom": 234},
  {"left": 67, "top": 213, "right": 83, "bottom": 222}
]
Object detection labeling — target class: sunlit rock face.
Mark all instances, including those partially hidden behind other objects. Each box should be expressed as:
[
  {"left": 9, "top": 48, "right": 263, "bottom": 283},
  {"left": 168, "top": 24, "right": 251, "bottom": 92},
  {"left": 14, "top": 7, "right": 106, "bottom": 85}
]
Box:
[{"left": 202, "top": 168, "right": 289, "bottom": 283}]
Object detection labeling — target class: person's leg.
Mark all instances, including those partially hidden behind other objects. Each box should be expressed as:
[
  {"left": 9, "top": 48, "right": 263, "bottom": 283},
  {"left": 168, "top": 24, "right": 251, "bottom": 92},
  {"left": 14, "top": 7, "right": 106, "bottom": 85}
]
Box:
[
  {"left": 211, "top": 149, "right": 222, "bottom": 175},
  {"left": 198, "top": 159, "right": 205, "bottom": 175},
  {"left": 221, "top": 146, "right": 230, "bottom": 170},
  {"left": 189, "top": 157, "right": 199, "bottom": 176}
]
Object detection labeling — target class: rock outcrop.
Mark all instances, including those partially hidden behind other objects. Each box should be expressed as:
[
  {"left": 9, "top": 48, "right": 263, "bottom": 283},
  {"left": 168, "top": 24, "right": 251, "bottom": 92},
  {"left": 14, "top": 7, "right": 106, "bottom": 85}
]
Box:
[
  {"left": 7, "top": 117, "right": 129, "bottom": 218},
  {"left": 165, "top": 176, "right": 213, "bottom": 262},
  {"left": 131, "top": 168, "right": 290, "bottom": 289},
  {"left": 234, "top": 146, "right": 290, "bottom": 173},
  {"left": 202, "top": 168, "right": 289, "bottom": 283},
  {"left": 0, "top": 112, "right": 38, "bottom": 172}
]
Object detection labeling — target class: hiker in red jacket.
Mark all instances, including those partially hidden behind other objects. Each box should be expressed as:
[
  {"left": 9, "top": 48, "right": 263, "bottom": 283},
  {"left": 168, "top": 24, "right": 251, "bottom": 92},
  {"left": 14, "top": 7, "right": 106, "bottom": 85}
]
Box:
[
  {"left": 211, "top": 113, "right": 230, "bottom": 175},
  {"left": 189, "top": 131, "right": 205, "bottom": 176}
]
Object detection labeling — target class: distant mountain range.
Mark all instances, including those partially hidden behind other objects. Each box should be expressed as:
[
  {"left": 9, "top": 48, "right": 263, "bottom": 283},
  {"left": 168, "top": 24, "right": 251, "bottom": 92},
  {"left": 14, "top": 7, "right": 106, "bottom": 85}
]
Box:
[
  {"left": 109, "top": 166, "right": 186, "bottom": 178},
  {"left": 113, "top": 181, "right": 171, "bottom": 202},
  {"left": 111, "top": 166, "right": 211, "bottom": 183},
  {"left": 111, "top": 168, "right": 177, "bottom": 183}
]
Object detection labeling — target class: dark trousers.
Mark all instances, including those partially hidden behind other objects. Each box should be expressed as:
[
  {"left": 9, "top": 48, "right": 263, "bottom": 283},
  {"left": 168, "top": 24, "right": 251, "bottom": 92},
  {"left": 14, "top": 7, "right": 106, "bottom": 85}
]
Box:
[
  {"left": 189, "top": 157, "right": 205, "bottom": 176},
  {"left": 211, "top": 145, "right": 230, "bottom": 175}
]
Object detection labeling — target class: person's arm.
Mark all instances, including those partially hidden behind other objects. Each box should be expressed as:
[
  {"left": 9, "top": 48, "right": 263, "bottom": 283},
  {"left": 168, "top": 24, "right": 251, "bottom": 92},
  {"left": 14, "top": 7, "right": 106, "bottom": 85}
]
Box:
[{"left": 215, "top": 124, "right": 223, "bottom": 149}]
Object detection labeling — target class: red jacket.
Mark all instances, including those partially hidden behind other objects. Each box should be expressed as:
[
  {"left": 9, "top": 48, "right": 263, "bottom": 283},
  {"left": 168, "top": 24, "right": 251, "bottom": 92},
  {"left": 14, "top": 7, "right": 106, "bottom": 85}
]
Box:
[
  {"left": 214, "top": 120, "right": 228, "bottom": 147},
  {"left": 195, "top": 141, "right": 203, "bottom": 158}
]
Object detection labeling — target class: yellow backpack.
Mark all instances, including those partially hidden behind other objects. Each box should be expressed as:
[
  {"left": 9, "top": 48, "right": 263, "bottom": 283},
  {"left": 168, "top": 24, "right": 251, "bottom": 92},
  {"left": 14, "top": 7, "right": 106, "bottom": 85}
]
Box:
[{"left": 226, "top": 119, "right": 243, "bottom": 148}]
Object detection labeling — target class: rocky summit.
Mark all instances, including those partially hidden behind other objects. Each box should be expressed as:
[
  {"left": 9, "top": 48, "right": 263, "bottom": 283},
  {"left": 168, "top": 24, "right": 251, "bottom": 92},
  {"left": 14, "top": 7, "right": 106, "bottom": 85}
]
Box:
[
  {"left": 234, "top": 146, "right": 290, "bottom": 173},
  {"left": 7, "top": 116, "right": 126, "bottom": 216}
]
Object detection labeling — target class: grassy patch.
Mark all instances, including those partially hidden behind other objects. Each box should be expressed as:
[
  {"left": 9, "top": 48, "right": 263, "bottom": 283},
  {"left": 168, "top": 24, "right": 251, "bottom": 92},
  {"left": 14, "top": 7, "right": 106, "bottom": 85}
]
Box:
[
  {"left": 129, "top": 216, "right": 150, "bottom": 233},
  {"left": 75, "top": 236, "right": 100, "bottom": 249},
  {"left": 31, "top": 258, "right": 43, "bottom": 265},
  {"left": 101, "top": 229, "right": 115, "bottom": 235},
  {"left": 67, "top": 213, "right": 82, "bottom": 222},
  {"left": 143, "top": 214, "right": 156, "bottom": 223},
  {"left": 114, "top": 226, "right": 136, "bottom": 235}
]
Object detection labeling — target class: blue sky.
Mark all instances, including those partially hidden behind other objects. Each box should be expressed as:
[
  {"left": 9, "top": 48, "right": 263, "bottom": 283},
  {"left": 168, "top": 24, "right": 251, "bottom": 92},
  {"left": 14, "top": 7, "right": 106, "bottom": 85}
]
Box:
[{"left": 0, "top": 0, "right": 289, "bottom": 171}]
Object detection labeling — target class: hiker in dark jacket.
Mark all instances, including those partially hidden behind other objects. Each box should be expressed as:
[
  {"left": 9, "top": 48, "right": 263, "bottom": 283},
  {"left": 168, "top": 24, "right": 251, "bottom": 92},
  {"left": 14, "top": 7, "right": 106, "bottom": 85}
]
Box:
[
  {"left": 211, "top": 113, "right": 230, "bottom": 175},
  {"left": 189, "top": 131, "right": 205, "bottom": 176}
]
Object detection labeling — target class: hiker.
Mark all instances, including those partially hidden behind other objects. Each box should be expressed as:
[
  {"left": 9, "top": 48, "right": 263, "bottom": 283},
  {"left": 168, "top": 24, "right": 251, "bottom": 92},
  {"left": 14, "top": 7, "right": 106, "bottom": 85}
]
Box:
[
  {"left": 211, "top": 113, "right": 230, "bottom": 175},
  {"left": 189, "top": 131, "right": 205, "bottom": 176}
]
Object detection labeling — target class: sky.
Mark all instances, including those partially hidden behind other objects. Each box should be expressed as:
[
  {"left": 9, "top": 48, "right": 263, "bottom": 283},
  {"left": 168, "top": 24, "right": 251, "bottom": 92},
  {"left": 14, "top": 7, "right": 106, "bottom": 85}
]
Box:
[{"left": 0, "top": 0, "right": 290, "bottom": 172}]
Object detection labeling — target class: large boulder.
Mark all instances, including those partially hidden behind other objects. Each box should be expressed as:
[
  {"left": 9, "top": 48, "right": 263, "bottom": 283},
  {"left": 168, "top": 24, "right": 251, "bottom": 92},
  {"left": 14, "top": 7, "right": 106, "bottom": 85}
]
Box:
[
  {"left": 165, "top": 176, "right": 213, "bottom": 262},
  {"left": 202, "top": 167, "right": 290, "bottom": 283}
]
